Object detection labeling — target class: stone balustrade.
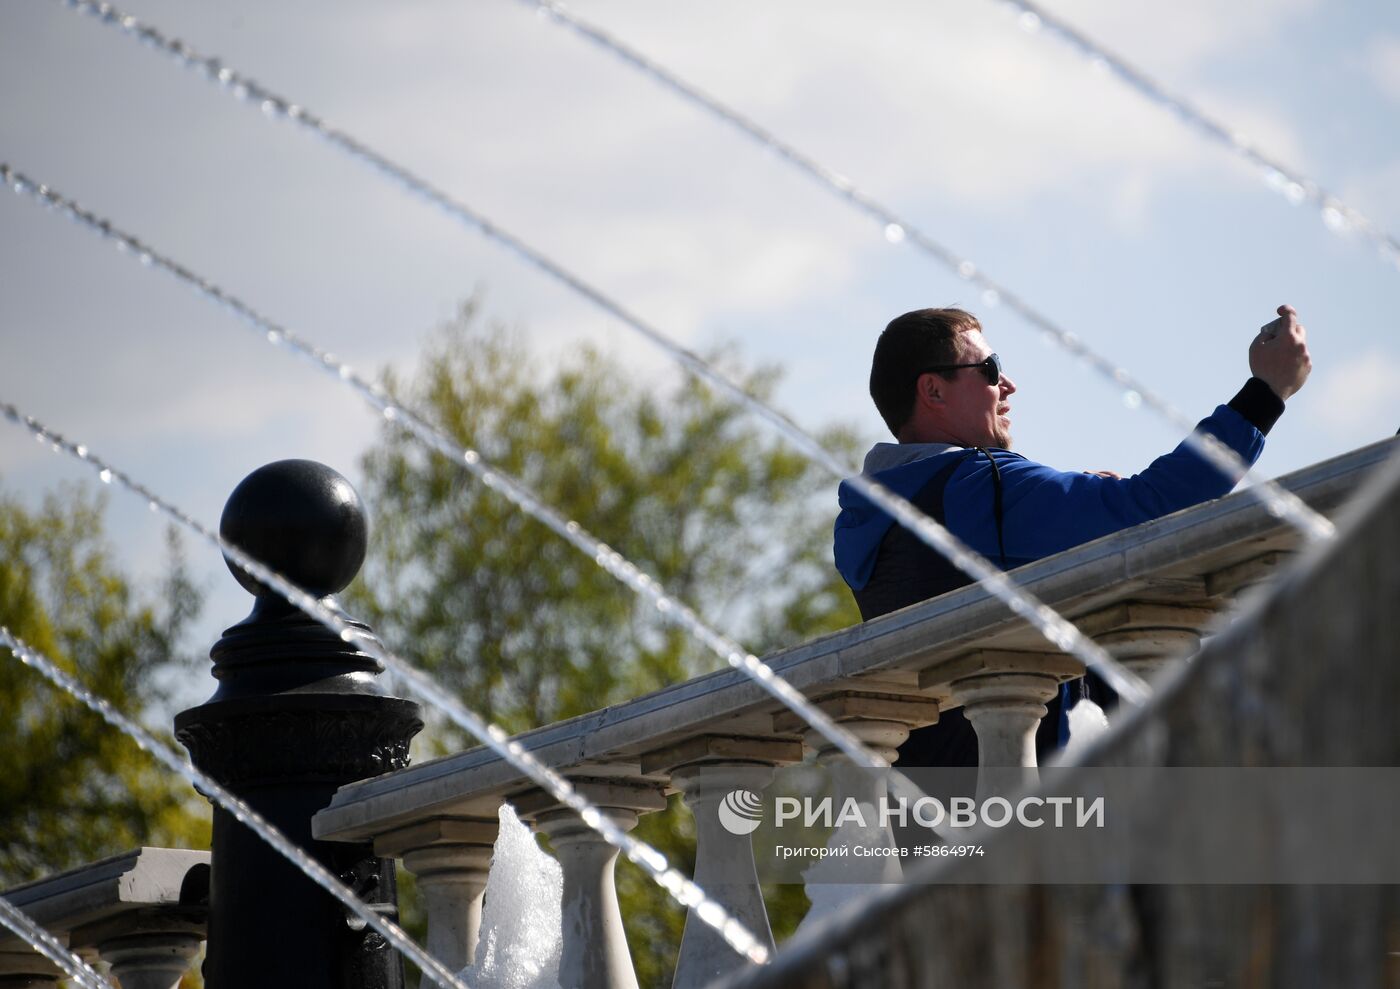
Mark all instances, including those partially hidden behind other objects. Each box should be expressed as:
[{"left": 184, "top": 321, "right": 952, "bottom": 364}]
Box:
[
  {"left": 0, "top": 847, "right": 209, "bottom": 989},
  {"left": 714, "top": 445, "right": 1400, "bottom": 989},
  {"left": 312, "top": 438, "right": 1394, "bottom": 989}
]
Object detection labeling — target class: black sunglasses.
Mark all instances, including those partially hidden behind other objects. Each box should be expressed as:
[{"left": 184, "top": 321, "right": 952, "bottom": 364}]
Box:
[{"left": 917, "top": 353, "right": 1003, "bottom": 387}]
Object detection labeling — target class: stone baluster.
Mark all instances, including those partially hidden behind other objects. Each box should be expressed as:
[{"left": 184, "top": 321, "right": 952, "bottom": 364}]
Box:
[
  {"left": 515, "top": 780, "right": 667, "bottom": 989},
  {"left": 1206, "top": 551, "right": 1295, "bottom": 601},
  {"left": 87, "top": 924, "right": 203, "bottom": 989},
  {"left": 1078, "top": 602, "right": 1215, "bottom": 684},
  {"left": 640, "top": 735, "right": 803, "bottom": 989},
  {"left": 774, "top": 693, "right": 939, "bottom": 932},
  {"left": 376, "top": 817, "right": 500, "bottom": 972},
  {"left": 1095, "top": 628, "right": 1202, "bottom": 681},
  {"left": 774, "top": 691, "right": 937, "bottom": 770},
  {"left": 0, "top": 850, "right": 209, "bottom": 989},
  {"left": 949, "top": 673, "right": 1061, "bottom": 780},
  {"left": 920, "top": 650, "right": 1082, "bottom": 794},
  {"left": 0, "top": 923, "right": 204, "bottom": 989},
  {"left": 0, "top": 945, "right": 63, "bottom": 988}
]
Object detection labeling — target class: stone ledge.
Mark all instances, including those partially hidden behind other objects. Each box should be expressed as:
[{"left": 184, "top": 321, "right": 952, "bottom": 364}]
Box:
[
  {"left": 313, "top": 438, "right": 1395, "bottom": 844},
  {"left": 0, "top": 847, "right": 209, "bottom": 951}
]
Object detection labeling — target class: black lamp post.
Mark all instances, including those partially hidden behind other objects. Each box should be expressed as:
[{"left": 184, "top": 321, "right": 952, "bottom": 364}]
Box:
[{"left": 175, "top": 460, "right": 423, "bottom": 989}]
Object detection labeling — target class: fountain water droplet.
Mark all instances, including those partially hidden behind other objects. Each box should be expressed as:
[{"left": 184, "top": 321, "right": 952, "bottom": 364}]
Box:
[
  {"left": 981, "top": 288, "right": 1000, "bottom": 307},
  {"left": 1019, "top": 10, "right": 1041, "bottom": 31},
  {"left": 957, "top": 260, "right": 976, "bottom": 279},
  {"left": 883, "top": 223, "right": 905, "bottom": 244},
  {"left": 98, "top": 469, "right": 112, "bottom": 484},
  {"left": 1284, "top": 182, "right": 1306, "bottom": 205},
  {"left": 677, "top": 883, "right": 703, "bottom": 908},
  {"left": 1122, "top": 390, "right": 1142, "bottom": 410}
]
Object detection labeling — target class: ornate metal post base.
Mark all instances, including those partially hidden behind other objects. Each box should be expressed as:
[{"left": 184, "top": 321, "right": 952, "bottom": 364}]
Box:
[{"left": 174, "top": 460, "right": 422, "bottom": 989}]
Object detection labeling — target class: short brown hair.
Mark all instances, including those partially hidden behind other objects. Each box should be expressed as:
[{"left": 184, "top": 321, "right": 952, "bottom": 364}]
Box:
[{"left": 869, "top": 308, "right": 982, "bottom": 437}]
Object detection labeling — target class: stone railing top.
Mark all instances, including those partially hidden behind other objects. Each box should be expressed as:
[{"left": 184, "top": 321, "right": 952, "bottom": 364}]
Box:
[
  {"left": 0, "top": 847, "right": 209, "bottom": 948},
  {"left": 313, "top": 438, "right": 1396, "bottom": 843}
]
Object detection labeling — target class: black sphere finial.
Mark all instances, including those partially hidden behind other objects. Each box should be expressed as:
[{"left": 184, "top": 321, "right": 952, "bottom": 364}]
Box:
[{"left": 220, "top": 459, "right": 367, "bottom": 598}]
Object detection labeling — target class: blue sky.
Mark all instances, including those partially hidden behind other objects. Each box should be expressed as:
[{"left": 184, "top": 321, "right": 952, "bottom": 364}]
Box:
[{"left": 2, "top": 0, "right": 1397, "bottom": 708}]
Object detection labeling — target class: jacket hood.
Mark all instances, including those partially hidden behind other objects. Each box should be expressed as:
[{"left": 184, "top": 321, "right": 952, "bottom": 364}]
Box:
[
  {"left": 860, "top": 442, "right": 959, "bottom": 473},
  {"left": 834, "top": 443, "right": 962, "bottom": 590}
]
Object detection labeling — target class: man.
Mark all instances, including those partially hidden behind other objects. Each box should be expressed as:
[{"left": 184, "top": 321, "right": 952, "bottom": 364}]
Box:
[{"left": 833, "top": 305, "right": 1311, "bottom": 766}]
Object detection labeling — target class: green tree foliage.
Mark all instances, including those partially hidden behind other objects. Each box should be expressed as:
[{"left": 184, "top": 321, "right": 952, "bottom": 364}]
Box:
[
  {"left": 351, "top": 302, "right": 865, "bottom": 986},
  {"left": 0, "top": 485, "right": 210, "bottom": 888}
]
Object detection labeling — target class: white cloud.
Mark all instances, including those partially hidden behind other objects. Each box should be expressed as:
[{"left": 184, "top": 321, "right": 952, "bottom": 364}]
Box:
[
  {"left": 1034, "top": 0, "right": 1321, "bottom": 73},
  {"left": 1339, "top": 157, "right": 1400, "bottom": 237},
  {"left": 1363, "top": 36, "right": 1400, "bottom": 103},
  {"left": 1310, "top": 349, "right": 1400, "bottom": 438}
]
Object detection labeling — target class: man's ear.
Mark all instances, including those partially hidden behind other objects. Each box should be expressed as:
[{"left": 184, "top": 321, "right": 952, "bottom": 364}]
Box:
[{"left": 919, "top": 373, "right": 944, "bottom": 406}]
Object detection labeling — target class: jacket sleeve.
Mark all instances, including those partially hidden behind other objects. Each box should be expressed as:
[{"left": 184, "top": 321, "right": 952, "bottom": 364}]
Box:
[{"left": 944, "top": 403, "right": 1268, "bottom": 563}]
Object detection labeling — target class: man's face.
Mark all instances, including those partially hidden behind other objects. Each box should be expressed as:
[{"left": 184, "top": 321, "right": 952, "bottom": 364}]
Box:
[{"left": 936, "top": 332, "right": 1017, "bottom": 449}]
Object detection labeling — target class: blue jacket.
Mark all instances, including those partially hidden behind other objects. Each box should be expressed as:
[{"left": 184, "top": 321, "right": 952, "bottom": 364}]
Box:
[{"left": 834, "top": 398, "right": 1270, "bottom": 595}]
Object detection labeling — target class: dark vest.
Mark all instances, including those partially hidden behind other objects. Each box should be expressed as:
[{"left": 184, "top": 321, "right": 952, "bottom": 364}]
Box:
[
  {"left": 852, "top": 452, "right": 1087, "bottom": 768},
  {"left": 853, "top": 456, "right": 975, "bottom": 621}
]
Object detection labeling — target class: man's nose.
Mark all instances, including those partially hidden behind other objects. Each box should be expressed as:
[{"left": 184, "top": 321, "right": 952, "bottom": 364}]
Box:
[{"left": 1000, "top": 374, "right": 1017, "bottom": 396}]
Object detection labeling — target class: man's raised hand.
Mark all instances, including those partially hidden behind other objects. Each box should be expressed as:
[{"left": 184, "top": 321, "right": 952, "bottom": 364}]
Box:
[{"left": 1250, "top": 304, "right": 1312, "bottom": 401}]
